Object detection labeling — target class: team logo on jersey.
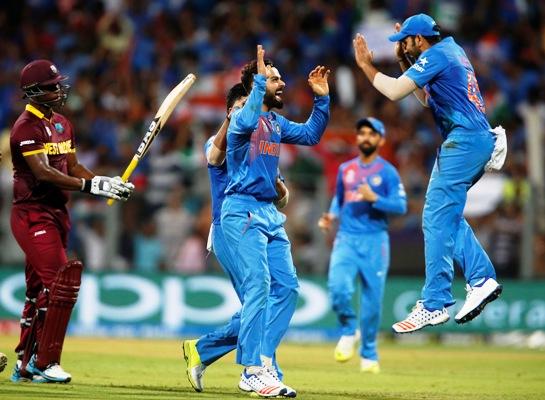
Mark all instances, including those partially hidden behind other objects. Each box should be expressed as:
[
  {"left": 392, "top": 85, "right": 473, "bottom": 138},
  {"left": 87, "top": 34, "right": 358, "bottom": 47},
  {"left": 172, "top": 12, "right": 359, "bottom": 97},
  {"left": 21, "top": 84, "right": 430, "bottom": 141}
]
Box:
[
  {"left": 258, "top": 140, "right": 280, "bottom": 157},
  {"left": 54, "top": 122, "right": 64, "bottom": 133},
  {"left": 411, "top": 57, "right": 428, "bottom": 73},
  {"left": 44, "top": 139, "right": 74, "bottom": 155},
  {"left": 370, "top": 175, "right": 382, "bottom": 186}
]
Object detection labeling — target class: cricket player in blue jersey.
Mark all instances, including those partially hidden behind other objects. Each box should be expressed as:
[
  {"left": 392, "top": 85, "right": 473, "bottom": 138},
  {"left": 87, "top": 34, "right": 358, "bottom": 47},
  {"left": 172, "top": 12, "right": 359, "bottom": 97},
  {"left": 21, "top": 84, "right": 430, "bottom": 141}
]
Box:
[
  {"left": 318, "top": 117, "right": 406, "bottom": 373},
  {"left": 182, "top": 83, "right": 289, "bottom": 394},
  {"left": 353, "top": 14, "right": 506, "bottom": 333},
  {"left": 220, "top": 45, "right": 329, "bottom": 397}
]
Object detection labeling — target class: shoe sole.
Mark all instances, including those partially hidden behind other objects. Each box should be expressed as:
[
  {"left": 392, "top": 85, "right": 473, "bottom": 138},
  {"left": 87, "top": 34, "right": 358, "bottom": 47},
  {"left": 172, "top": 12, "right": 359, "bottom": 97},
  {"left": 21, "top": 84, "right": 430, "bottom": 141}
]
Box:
[
  {"left": 392, "top": 314, "right": 450, "bottom": 334},
  {"left": 182, "top": 341, "right": 202, "bottom": 393},
  {"left": 26, "top": 367, "right": 71, "bottom": 383},
  {"left": 25, "top": 362, "right": 70, "bottom": 383},
  {"left": 245, "top": 388, "right": 294, "bottom": 398},
  {"left": 0, "top": 353, "right": 7, "bottom": 374},
  {"left": 334, "top": 351, "right": 354, "bottom": 363},
  {"left": 455, "top": 285, "right": 503, "bottom": 324}
]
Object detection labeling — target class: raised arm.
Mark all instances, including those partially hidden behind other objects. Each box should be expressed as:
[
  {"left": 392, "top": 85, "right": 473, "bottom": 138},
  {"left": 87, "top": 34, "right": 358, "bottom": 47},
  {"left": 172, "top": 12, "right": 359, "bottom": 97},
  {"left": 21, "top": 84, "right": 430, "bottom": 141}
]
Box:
[
  {"left": 353, "top": 33, "right": 417, "bottom": 102},
  {"left": 393, "top": 23, "right": 429, "bottom": 106},
  {"left": 279, "top": 66, "right": 331, "bottom": 145},
  {"left": 229, "top": 45, "right": 267, "bottom": 134}
]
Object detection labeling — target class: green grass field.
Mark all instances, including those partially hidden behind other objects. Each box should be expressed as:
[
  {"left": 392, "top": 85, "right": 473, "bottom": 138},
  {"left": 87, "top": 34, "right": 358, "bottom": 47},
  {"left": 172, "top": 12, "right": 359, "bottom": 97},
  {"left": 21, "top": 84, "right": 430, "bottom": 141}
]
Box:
[{"left": 0, "top": 335, "right": 544, "bottom": 399}]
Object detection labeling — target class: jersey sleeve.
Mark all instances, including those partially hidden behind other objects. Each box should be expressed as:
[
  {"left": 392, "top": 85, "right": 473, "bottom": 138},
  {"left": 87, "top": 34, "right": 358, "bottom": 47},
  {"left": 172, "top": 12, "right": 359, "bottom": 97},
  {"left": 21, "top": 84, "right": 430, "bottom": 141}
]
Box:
[
  {"left": 12, "top": 121, "right": 46, "bottom": 157},
  {"left": 329, "top": 166, "right": 344, "bottom": 216},
  {"left": 204, "top": 136, "right": 214, "bottom": 158},
  {"left": 403, "top": 48, "right": 447, "bottom": 89},
  {"left": 372, "top": 166, "right": 407, "bottom": 215},
  {"left": 277, "top": 95, "right": 330, "bottom": 145},
  {"left": 228, "top": 74, "right": 266, "bottom": 135}
]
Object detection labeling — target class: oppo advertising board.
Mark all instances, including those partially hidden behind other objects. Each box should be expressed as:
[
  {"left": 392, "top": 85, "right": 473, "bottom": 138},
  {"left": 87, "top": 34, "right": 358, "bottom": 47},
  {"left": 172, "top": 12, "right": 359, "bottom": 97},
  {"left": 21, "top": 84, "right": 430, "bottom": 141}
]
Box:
[{"left": 0, "top": 269, "right": 543, "bottom": 338}]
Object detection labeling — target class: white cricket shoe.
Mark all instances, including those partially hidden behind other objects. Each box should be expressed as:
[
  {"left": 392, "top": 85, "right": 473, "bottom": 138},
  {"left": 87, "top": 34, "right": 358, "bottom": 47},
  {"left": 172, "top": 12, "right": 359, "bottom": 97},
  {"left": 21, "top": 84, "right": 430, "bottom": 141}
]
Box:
[
  {"left": 334, "top": 330, "right": 360, "bottom": 362},
  {"left": 360, "top": 358, "right": 380, "bottom": 374},
  {"left": 392, "top": 300, "right": 450, "bottom": 334},
  {"left": 26, "top": 355, "right": 71, "bottom": 383},
  {"left": 238, "top": 366, "right": 296, "bottom": 398},
  {"left": 455, "top": 278, "right": 503, "bottom": 324}
]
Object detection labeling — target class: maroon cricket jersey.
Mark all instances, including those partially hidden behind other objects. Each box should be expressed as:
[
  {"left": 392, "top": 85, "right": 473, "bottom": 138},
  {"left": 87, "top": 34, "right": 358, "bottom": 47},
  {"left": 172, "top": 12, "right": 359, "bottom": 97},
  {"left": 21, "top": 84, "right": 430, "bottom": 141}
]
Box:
[{"left": 10, "top": 104, "right": 76, "bottom": 207}]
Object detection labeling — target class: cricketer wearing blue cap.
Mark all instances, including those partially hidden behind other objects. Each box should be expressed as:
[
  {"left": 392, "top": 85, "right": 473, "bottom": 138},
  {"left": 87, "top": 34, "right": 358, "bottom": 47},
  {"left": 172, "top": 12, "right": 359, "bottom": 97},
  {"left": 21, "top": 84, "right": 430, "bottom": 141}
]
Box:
[
  {"left": 318, "top": 117, "right": 406, "bottom": 372},
  {"left": 352, "top": 13, "right": 506, "bottom": 334},
  {"left": 220, "top": 45, "right": 330, "bottom": 397}
]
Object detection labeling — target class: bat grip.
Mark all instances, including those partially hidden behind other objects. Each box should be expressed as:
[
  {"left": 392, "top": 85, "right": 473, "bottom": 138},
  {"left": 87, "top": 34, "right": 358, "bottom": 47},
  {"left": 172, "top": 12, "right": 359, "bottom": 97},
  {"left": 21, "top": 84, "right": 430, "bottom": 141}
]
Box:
[{"left": 106, "top": 157, "right": 139, "bottom": 206}]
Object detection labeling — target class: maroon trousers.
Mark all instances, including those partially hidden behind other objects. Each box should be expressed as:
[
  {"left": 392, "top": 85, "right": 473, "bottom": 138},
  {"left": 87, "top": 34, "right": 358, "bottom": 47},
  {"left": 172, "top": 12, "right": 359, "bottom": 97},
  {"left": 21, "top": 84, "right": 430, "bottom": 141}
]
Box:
[{"left": 10, "top": 203, "right": 70, "bottom": 367}]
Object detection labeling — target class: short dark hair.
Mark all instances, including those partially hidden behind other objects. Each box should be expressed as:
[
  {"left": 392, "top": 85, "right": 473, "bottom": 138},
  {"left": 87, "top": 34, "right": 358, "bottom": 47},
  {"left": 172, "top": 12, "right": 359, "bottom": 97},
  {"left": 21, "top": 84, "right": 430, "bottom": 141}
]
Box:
[
  {"left": 226, "top": 83, "right": 247, "bottom": 111},
  {"left": 240, "top": 58, "right": 274, "bottom": 95},
  {"left": 423, "top": 35, "right": 442, "bottom": 45}
]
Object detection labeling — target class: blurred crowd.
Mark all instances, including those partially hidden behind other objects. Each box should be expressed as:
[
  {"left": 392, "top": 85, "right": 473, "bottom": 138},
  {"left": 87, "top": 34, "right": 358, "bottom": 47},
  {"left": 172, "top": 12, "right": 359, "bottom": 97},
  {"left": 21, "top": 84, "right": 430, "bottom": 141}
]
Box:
[{"left": 0, "top": 0, "right": 544, "bottom": 277}]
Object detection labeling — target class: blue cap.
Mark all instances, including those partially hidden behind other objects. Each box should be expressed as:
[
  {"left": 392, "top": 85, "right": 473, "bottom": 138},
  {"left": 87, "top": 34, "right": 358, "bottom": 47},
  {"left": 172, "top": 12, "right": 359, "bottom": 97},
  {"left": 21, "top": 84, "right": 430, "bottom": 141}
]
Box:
[
  {"left": 388, "top": 13, "right": 440, "bottom": 42},
  {"left": 356, "top": 117, "right": 385, "bottom": 136}
]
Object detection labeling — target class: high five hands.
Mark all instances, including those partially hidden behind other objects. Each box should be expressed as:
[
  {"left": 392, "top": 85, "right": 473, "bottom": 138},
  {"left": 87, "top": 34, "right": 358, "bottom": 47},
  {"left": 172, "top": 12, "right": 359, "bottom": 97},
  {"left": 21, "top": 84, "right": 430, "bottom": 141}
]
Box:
[{"left": 353, "top": 33, "right": 374, "bottom": 69}]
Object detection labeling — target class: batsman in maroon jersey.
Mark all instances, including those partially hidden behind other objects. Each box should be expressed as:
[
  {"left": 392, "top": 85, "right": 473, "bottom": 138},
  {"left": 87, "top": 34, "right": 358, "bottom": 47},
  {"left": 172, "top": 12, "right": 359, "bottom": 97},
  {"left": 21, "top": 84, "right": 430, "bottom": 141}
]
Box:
[{"left": 9, "top": 59, "right": 135, "bottom": 383}]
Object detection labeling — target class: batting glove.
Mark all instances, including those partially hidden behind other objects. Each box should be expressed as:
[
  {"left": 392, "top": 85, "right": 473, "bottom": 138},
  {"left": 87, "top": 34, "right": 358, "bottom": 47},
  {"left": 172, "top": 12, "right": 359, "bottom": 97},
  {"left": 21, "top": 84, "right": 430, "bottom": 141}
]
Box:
[{"left": 81, "top": 176, "right": 135, "bottom": 201}]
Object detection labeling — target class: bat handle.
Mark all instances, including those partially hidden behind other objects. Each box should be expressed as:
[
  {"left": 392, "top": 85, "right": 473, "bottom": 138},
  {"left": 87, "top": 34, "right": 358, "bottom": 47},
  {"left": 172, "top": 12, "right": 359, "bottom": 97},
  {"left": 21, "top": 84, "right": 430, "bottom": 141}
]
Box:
[{"left": 106, "top": 157, "right": 139, "bottom": 206}]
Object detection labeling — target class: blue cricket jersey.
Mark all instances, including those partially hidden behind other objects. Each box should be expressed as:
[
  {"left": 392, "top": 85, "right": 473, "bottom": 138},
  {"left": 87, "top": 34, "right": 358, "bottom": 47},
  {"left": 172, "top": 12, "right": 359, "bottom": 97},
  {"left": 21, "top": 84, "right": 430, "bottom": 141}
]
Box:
[
  {"left": 329, "top": 156, "right": 407, "bottom": 234},
  {"left": 225, "top": 74, "right": 329, "bottom": 201},
  {"left": 403, "top": 37, "right": 491, "bottom": 138},
  {"left": 204, "top": 137, "right": 228, "bottom": 225}
]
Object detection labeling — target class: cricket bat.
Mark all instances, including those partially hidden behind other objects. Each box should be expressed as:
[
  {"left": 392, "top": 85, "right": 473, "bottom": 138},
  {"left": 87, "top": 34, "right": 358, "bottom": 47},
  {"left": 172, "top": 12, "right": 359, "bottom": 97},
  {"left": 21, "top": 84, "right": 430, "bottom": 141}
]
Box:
[{"left": 107, "top": 73, "right": 197, "bottom": 205}]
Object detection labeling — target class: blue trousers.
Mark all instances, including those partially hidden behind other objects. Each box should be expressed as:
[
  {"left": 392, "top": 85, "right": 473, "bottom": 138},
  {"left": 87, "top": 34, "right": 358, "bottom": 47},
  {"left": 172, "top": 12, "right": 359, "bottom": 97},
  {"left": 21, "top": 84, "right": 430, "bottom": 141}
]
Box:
[
  {"left": 328, "top": 231, "right": 389, "bottom": 361},
  {"left": 196, "top": 223, "right": 283, "bottom": 376},
  {"left": 422, "top": 130, "right": 496, "bottom": 310},
  {"left": 220, "top": 195, "right": 299, "bottom": 367}
]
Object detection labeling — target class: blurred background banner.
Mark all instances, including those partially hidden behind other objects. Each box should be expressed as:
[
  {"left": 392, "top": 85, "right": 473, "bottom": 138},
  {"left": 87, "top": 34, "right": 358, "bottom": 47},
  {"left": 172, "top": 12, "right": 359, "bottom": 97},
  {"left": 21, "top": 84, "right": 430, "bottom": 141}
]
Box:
[{"left": 1, "top": 270, "right": 543, "bottom": 338}]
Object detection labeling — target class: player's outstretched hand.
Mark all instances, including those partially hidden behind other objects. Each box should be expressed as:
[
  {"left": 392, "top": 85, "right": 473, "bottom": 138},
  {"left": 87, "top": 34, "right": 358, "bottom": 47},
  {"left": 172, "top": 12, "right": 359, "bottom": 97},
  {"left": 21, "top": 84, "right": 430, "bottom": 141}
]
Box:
[
  {"left": 257, "top": 45, "right": 266, "bottom": 76},
  {"left": 353, "top": 33, "right": 374, "bottom": 69},
  {"left": 81, "top": 175, "right": 135, "bottom": 201},
  {"left": 308, "top": 66, "right": 330, "bottom": 96}
]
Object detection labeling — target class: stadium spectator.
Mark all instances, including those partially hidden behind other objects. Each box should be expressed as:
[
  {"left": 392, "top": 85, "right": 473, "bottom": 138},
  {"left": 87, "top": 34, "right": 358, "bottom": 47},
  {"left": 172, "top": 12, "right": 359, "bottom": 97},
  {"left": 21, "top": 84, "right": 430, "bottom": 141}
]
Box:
[{"left": 0, "top": 1, "right": 540, "bottom": 278}]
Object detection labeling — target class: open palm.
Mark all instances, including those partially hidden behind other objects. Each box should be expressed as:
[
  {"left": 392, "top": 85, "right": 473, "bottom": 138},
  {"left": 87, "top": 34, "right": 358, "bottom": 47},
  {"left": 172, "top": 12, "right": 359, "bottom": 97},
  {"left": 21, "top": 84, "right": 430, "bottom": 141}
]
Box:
[{"left": 308, "top": 66, "right": 330, "bottom": 96}]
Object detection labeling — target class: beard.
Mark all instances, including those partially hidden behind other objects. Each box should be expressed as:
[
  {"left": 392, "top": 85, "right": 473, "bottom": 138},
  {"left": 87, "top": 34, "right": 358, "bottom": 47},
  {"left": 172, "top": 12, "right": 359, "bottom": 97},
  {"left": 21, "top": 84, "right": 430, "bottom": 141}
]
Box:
[
  {"left": 264, "top": 92, "right": 283, "bottom": 109},
  {"left": 359, "top": 143, "right": 378, "bottom": 156}
]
